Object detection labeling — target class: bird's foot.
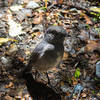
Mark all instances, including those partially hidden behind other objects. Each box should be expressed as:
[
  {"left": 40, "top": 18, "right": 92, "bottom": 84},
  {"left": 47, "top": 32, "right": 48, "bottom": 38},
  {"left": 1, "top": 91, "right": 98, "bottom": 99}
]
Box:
[{"left": 46, "top": 72, "right": 58, "bottom": 92}]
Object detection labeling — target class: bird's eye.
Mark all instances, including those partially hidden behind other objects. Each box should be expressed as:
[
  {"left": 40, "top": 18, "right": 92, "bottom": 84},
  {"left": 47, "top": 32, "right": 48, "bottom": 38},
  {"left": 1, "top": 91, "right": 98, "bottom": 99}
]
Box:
[
  {"left": 52, "top": 30, "right": 60, "bottom": 36},
  {"left": 51, "top": 30, "right": 56, "bottom": 34}
]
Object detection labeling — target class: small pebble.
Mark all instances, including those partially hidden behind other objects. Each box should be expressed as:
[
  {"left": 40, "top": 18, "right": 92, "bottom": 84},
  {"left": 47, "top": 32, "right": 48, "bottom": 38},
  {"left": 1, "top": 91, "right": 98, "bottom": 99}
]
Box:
[
  {"left": 96, "top": 61, "right": 100, "bottom": 78},
  {"left": 1, "top": 57, "right": 8, "bottom": 64}
]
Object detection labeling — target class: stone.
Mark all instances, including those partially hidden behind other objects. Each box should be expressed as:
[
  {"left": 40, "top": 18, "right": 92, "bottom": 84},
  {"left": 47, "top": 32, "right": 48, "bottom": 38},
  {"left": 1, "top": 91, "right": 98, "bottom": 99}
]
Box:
[
  {"left": 96, "top": 61, "right": 100, "bottom": 78},
  {"left": 26, "top": 1, "right": 39, "bottom": 9}
]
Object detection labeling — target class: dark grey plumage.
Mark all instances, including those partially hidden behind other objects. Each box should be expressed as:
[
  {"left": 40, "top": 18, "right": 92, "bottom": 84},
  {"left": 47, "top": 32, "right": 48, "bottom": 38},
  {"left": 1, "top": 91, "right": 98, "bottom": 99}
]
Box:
[{"left": 23, "top": 26, "right": 67, "bottom": 74}]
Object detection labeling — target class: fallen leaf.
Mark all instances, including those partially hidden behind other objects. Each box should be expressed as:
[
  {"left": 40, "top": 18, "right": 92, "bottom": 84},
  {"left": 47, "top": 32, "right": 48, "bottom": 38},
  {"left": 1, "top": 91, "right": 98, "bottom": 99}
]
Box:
[
  {"left": 18, "top": 57, "right": 25, "bottom": 62},
  {"left": 58, "top": 0, "right": 63, "bottom": 4},
  {"left": 63, "top": 52, "right": 68, "bottom": 60},
  {"left": 60, "top": 81, "right": 65, "bottom": 86},
  {"left": 81, "top": 93, "right": 87, "bottom": 97},
  {"left": 81, "top": 13, "right": 92, "bottom": 25},
  {"left": 72, "top": 76, "right": 78, "bottom": 85},
  {"left": 0, "top": 38, "right": 17, "bottom": 45},
  {"left": 5, "top": 82, "right": 14, "bottom": 88},
  {"left": 85, "top": 40, "right": 100, "bottom": 52},
  {"left": 73, "top": 81, "right": 78, "bottom": 85},
  {"left": 53, "top": 0, "right": 63, "bottom": 4},
  {"left": 74, "top": 68, "right": 81, "bottom": 78}
]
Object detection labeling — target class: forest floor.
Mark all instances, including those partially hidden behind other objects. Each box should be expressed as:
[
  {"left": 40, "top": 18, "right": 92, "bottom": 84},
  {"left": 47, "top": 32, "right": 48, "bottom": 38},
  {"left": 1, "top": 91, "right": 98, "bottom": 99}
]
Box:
[{"left": 0, "top": 0, "right": 100, "bottom": 100}]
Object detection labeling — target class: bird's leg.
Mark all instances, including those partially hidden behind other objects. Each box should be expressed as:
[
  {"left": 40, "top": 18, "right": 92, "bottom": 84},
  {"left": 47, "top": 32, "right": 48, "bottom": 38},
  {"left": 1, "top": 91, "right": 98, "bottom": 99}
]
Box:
[
  {"left": 46, "top": 72, "right": 58, "bottom": 92},
  {"left": 34, "top": 70, "right": 38, "bottom": 80},
  {"left": 46, "top": 72, "right": 51, "bottom": 85},
  {"left": 46, "top": 71, "right": 54, "bottom": 88}
]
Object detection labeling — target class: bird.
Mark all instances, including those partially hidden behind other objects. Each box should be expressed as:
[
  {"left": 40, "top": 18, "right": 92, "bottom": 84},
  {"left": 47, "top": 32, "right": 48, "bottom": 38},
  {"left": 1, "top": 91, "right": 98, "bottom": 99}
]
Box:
[{"left": 22, "top": 25, "right": 67, "bottom": 85}]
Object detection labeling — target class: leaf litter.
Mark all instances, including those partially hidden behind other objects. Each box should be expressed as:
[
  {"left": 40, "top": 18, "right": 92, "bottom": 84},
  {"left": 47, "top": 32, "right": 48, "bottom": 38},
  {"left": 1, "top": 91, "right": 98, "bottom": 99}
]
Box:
[{"left": 0, "top": 0, "right": 100, "bottom": 100}]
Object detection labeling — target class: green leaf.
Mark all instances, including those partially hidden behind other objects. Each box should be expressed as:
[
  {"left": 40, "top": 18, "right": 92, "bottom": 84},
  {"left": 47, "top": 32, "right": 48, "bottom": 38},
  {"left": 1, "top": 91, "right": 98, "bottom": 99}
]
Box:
[
  {"left": 37, "top": 6, "right": 47, "bottom": 12},
  {"left": 91, "top": 90, "right": 95, "bottom": 94},
  {"left": 74, "top": 68, "right": 81, "bottom": 78}
]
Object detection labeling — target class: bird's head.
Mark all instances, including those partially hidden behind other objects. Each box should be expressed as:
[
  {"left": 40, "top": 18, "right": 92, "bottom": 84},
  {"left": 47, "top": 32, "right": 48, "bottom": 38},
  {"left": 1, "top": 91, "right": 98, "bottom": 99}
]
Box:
[{"left": 44, "top": 26, "right": 68, "bottom": 44}]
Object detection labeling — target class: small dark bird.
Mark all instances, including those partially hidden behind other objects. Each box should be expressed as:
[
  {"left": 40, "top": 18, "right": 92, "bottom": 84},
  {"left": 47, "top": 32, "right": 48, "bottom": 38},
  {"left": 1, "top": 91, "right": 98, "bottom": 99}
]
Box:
[{"left": 22, "top": 26, "right": 67, "bottom": 83}]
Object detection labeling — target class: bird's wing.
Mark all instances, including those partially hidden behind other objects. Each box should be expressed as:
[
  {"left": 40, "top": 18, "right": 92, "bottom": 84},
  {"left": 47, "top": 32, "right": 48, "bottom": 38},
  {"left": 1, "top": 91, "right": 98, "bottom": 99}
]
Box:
[
  {"left": 39, "top": 43, "right": 55, "bottom": 58},
  {"left": 28, "top": 41, "right": 54, "bottom": 63},
  {"left": 24, "top": 42, "right": 44, "bottom": 72},
  {"left": 23, "top": 51, "right": 39, "bottom": 73},
  {"left": 24, "top": 41, "right": 54, "bottom": 72}
]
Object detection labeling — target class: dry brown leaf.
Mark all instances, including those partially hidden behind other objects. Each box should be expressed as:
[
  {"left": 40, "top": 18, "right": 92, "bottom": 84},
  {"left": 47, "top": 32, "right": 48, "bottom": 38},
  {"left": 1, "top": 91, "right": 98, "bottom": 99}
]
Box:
[
  {"left": 72, "top": 76, "right": 78, "bottom": 85},
  {"left": 73, "top": 81, "right": 78, "bottom": 85},
  {"left": 85, "top": 40, "right": 100, "bottom": 52},
  {"left": 53, "top": 0, "right": 63, "bottom": 4},
  {"left": 80, "top": 10, "right": 92, "bottom": 25},
  {"left": 8, "top": 75, "right": 14, "bottom": 80},
  {"left": 18, "top": 57, "right": 25, "bottom": 62},
  {"left": 60, "top": 81, "right": 64, "bottom": 86},
  {"left": 81, "top": 93, "right": 87, "bottom": 97},
  {"left": 63, "top": 52, "right": 68, "bottom": 60},
  {"left": 81, "top": 13, "right": 93, "bottom": 25},
  {"left": 5, "top": 82, "right": 14, "bottom": 88},
  {"left": 58, "top": 0, "right": 63, "bottom": 4}
]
